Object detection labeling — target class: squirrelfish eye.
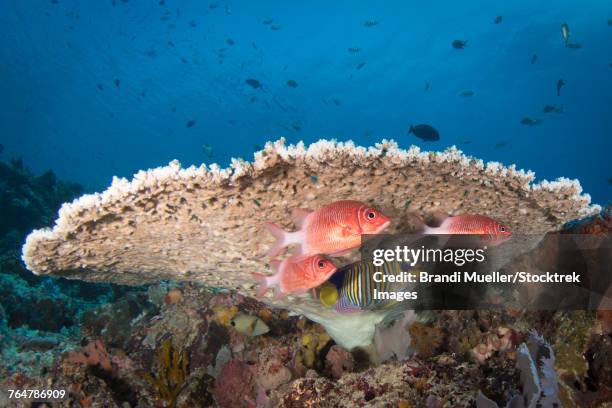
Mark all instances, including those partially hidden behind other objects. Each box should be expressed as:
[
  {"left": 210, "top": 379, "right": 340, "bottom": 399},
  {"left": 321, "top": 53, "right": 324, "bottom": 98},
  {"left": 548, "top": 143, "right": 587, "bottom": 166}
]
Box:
[
  {"left": 317, "top": 260, "right": 326, "bottom": 269},
  {"left": 367, "top": 210, "right": 376, "bottom": 219},
  {"left": 500, "top": 226, "right": 506, "bottom": 232}
]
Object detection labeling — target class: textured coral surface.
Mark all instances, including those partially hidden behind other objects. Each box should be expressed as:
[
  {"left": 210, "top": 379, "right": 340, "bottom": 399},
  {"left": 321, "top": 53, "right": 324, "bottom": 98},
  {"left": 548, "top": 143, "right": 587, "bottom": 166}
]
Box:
[{"left": 21, "top": 139, "right": 598, "bottom": 316}]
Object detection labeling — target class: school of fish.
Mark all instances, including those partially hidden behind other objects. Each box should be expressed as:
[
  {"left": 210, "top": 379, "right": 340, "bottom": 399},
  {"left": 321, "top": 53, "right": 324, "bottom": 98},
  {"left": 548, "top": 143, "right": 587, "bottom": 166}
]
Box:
[{"left": 253, "top": 200, "right": 513, "bottom": 308}]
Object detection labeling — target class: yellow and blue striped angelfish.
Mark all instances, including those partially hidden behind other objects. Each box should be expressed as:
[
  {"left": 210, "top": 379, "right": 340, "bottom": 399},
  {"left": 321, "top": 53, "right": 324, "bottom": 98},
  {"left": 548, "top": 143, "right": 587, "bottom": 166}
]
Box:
[{"left": 325, "top": 259, "right": 409, "bottom": 313}]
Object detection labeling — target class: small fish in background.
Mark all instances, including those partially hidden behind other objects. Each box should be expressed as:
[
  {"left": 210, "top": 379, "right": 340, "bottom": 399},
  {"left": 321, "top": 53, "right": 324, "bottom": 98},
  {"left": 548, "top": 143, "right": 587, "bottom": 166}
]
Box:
[
  {"left": 348, "top": 47, "right": 360, "bottom": 53},
  {"left": 246, "top": 78, "right": 262, "bottom": 89},
  {"left": 494, "top": 141, "right": 508, "bottom": 148},
  {"left": 521, "top": 117, "right": 541, "bottom": 126},
  {"left": 332, "top": 99, "right": 341, "bottom": 106},
  {"left": 265, "top": 200, "right": 391, "bottom": 258},
  {"left": 250, "top": 96, "right": 258, "bottom": 103},
  {"left": 171, "top": 106, "right": 177, "bottom": 112},
  {"left": 460, "top": 90, "right": 474, "bottom": 97},
  {"left": 363, "top": 21, "right": 379, "bottom": 27},
  {"left": 209, "top": 3, "right": 218, "bottom": 9},
  {"left": 202, "top": 143, "right": 213, "bottom": 157},
  {"left": 251, "top": 42, "right": 258, "bottom": 50},
  {"left": 530, "top": 54, "right": 538, "bottom": 63},
  {"left": 270, "top": 25, "right": 281, "bottom": 31},
  {"left": 408, "top": 124, "right": 440, "bottom": 141},
  {"left": 286, "top": 79, "right": 298, "bottom": 88},
  {"left": 189, "top": 20, "right": 197, "bottom": 28},
  {"left": 114, "top": 78, "right": 120, "bottom": 88},
  {"left": 292, "top": 122, "right": 301, "bottom": 131},
  {"left": 186, "top": 119, "right": 196, "bottom": 128},
  {"left": 226, "top": 38, "right": 234, "bottom": 46},
  {"left": 228, "top": 119, "right": 236, "bottom": 125},
  {"left": 459, "top": 139, "right": 472, "bottom": 145},
  {"left": 97, "top": 83, "right": 104, "bottom": 91},
  {"left": 262, "top": 19, "right": 273, "bottom": 25},
  {"left": 364, "top": 130, "right": 374, "bottom": 137},
  {"left": 565, "top": 43, "right": 582, "bottom": 49},
  {"left": 493, "top": 15, "right": 503, "bottom": 24},
  {"left": 421, "top": 214, "right": 512, "bottom": 246},
  {"left": 356, "top": 61, "right": 366, "bottom": 70},
  {"left": 543, "top": 105, "right": 563, "bottom": 113},
  {"left": 252, "top": 255, "right": 337, "bottom": 299},
  {"left": 561, "top": 22, "right": 570, "bottom": 44},
  {"left": 425, "top": 82, "right": 430, "bottom": 91},
  {"left": 607, "top": 177, "right": 612, "bottom": 185},
  {"left": 557, "top": 78, "right": 565, "bottom": 96},
  {"left": 230, "top": 314, "right": 269, "bottom": 336},
  {"left": 452, "top": 40, "right": 467, "bottom": 49}
]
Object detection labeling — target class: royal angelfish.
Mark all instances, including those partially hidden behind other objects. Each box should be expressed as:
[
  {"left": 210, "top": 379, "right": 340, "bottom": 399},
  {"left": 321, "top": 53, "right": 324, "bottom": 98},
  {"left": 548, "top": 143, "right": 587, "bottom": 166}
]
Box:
[{"left": 326, "top": 260, "right": 414, "bottom": 313}]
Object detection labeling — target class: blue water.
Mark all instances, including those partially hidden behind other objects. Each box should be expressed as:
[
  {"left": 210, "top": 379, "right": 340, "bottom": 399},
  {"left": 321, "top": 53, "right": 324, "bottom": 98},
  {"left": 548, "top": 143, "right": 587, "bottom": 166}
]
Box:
[{"left": 1, "top": 0, "right": 611, "bottom": 204}]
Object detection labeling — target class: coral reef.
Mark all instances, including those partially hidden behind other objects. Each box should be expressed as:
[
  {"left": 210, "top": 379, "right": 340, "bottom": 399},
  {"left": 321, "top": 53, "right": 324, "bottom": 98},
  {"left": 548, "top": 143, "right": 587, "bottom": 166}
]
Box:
[
  {"left": 1, "top": 276, "right": 611, "bottom": 407},
  {"left": 324, "top": 345, "right": 355, "bottom": 379},
  {"left": 213, "top": 359, "right": 256, "bottom": 407},
  {"left": 0, "top": 157, "right": 83, "bottom": 253},
  {"left": 1, "top": 153, "right": 609, "bottom": 406},
  {"left": 144, "top": 338, "right": 189, "bottom": 408},
  {"left": 0, "top": 157, "right": 138, "bottom": 381}
]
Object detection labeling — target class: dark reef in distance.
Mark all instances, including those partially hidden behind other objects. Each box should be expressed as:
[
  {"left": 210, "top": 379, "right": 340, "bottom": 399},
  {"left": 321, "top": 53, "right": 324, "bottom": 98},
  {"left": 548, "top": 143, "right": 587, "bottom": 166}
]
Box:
[{"left": 0, "top": 157, "right": 83, "bottom": 253}]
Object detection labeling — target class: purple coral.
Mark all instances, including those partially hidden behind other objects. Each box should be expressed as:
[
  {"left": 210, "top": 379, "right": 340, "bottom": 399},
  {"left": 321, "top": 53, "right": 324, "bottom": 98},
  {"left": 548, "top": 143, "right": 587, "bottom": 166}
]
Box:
[
  {"left": 325, "top": 345, "right": 355, "bottom": 379},
  {"left": 213, "top": 359, "right": 257, "bottom": 408}
]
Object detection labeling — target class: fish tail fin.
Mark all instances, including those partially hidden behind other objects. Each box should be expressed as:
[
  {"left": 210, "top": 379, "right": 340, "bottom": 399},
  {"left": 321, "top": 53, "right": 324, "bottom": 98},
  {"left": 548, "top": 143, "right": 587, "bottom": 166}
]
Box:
[
  {"left": 252, "top": 272, "right": 271, "bottom": 298},
  {"left": 265, "top": 222, "right": 296, "bottom": 257},
  {"left": 273, "top": 287, "right": 287, "bottom": 300}
]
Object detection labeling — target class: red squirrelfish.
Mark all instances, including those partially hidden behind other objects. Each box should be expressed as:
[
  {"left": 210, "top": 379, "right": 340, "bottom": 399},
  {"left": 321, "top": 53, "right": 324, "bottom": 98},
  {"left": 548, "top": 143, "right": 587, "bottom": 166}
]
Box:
[
  {"left": 265, "top": 200, "right": 391, "bottom": 257},
  {"left": 252, "top": 255, "right": 337, "bottom": 299},
  {"left": 423, "top": 214, "right": 512, "bottom": 246}
]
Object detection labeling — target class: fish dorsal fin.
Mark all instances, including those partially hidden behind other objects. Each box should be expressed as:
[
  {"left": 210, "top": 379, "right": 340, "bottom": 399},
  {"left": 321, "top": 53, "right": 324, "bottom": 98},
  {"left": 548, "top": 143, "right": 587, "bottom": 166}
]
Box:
[
  {"left": 269, "top": 259, "right": 282, "bottom": 272},
  {"left": 291, "top": 208, "right": 311, "bottom": 228}
]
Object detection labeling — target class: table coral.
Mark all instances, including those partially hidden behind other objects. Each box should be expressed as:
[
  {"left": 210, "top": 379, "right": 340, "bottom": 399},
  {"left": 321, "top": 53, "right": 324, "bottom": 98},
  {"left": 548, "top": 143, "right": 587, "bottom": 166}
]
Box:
[
  {"left": 22, "top": 138, "right": 597, "bottom": 292},
  {"left": 18, "top": 139, "right": 602, "bottom": 349}
]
